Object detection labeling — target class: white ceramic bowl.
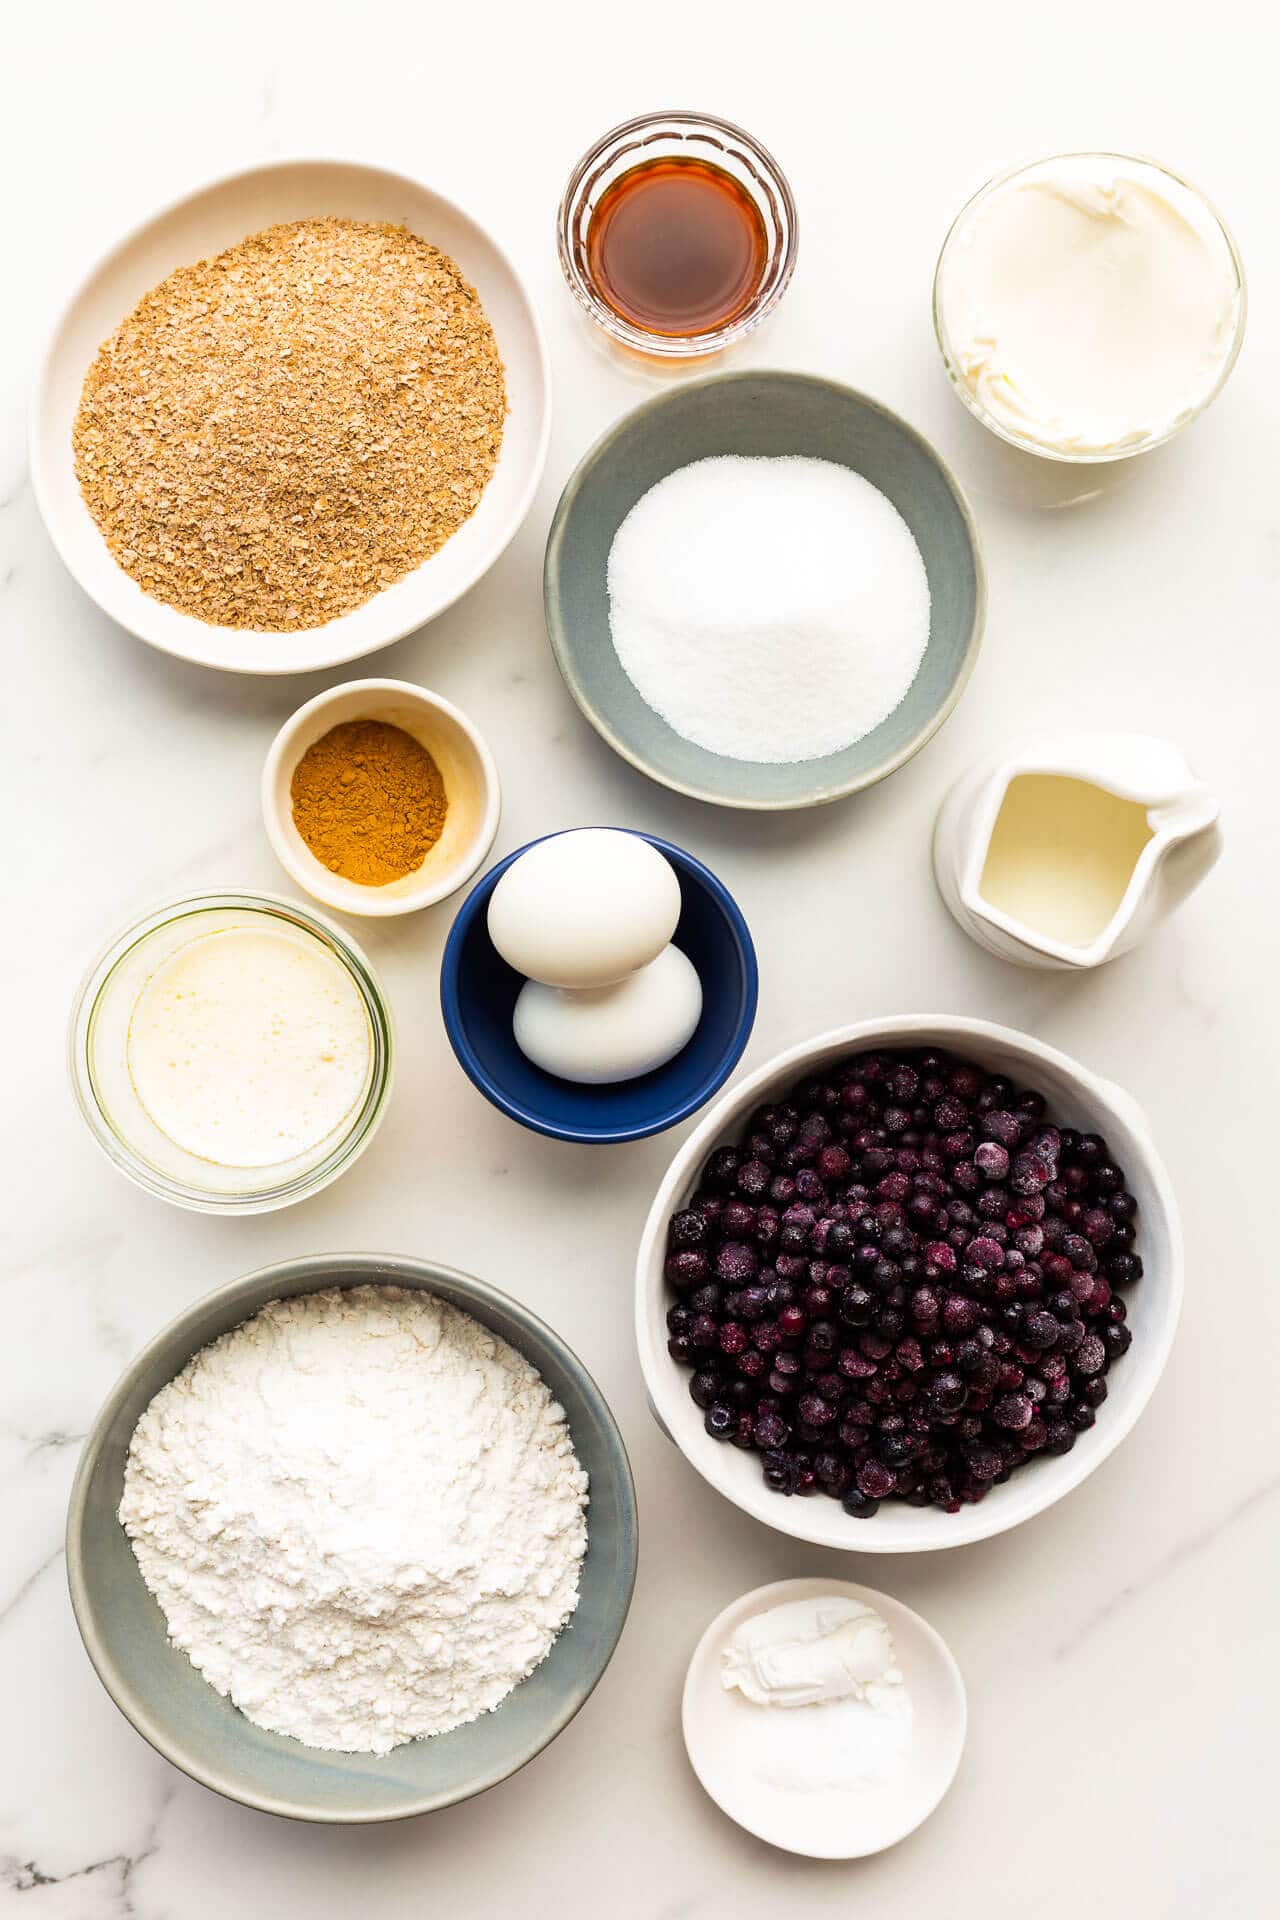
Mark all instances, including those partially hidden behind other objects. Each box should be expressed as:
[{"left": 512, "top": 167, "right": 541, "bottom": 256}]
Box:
[
  {"left": 30, "top": 158, "right": 551, "bottom": 674},
  {"left": 682, "top": 1577, "right": 965, "bottom": 1857},
  {"left": 262, "top": 679, "right": 500, "bottom": 917},
  {"left": 636, "top": 1015, "right": 1182, "bottom": 1552}
]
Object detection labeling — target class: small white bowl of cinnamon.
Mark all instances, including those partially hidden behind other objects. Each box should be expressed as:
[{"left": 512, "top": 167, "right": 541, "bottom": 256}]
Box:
[{"left": 262, "top": 679, "right": 501, "bottom": 918}]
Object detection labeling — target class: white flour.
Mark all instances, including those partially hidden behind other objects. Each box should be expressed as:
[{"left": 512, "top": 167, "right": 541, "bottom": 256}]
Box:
[{"left": 119, "top": 1285, "right": 589, "bottom": 1755}]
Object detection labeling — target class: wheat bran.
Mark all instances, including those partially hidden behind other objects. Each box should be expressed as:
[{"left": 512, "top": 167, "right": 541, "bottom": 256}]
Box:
[{"left": 72, "top": 218, "right": 506, "bottom": 632}]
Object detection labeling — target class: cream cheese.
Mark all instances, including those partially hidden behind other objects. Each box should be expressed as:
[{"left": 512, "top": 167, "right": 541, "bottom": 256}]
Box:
[{"left": 935, "top": 154, "right": 1242, "bottom": 458}]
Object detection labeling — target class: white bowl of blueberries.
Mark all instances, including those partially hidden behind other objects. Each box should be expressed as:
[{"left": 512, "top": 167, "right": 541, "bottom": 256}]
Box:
[{"left": 635, "top": 1015, "right": 1182, "bottom": 1552}]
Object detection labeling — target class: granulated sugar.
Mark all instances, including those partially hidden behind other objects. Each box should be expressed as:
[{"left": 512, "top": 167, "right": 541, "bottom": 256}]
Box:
[{"left": 606, "top": 455, "right": 931, "bottom": 764}]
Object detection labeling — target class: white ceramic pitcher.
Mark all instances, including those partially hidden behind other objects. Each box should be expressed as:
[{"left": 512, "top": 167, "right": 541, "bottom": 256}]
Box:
[{"left": 932, "top": 732, "right": 1222, "bottom": 970}]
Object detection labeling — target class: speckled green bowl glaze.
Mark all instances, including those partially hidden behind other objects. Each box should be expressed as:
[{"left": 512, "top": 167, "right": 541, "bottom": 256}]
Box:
[
  {"left": 545, "top": 370, "right": 985, "bottom": 810},
  {"left": 66, "top": 1254, "right": 638, "bottom": 1823}
]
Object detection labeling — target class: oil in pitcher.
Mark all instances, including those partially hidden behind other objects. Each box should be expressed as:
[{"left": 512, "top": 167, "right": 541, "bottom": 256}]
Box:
[{"left": 933, "top": 733, "right": 1222, "bottom": 970}]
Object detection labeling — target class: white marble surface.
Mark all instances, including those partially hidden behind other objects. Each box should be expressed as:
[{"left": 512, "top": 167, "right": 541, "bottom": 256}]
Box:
[{"left": 3, "top": 3, "right": 1278, "bottom": 1912}]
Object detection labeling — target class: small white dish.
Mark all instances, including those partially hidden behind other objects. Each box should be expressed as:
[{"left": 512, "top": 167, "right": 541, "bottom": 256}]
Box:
[
  {"left": 262, "top": 679, "right": 500, "bottom": 917},
  {"left": 682, "top": 1577, "right": 966, "bottom": 1858},
  {"left": 30, "top": 157, "right": 551, "bottom": 674}
]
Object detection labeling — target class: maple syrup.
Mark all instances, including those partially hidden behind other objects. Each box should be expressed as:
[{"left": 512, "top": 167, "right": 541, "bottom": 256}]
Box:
[{"left": 584, "top": 157, "right": 769, "bottom": 340}]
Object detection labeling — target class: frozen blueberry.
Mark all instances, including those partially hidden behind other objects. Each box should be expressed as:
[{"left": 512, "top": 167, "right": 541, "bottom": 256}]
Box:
[{"left": 664, "top": 1046, "right": 1138, "bottom": 1519}]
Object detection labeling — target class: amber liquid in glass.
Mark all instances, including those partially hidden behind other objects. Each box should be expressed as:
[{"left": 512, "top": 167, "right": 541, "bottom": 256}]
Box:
[{"left": 584, "top": 158, "right": 769, "bottom": 339}]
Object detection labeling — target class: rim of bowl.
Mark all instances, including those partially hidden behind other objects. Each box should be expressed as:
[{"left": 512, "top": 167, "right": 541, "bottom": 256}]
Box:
[
  {"left": 543, "top": 369, "right": 987, "bottom": 810},
  {"left": 555, "top": 109, "right": 799, "bottom": 359},
  {"left": 261, "top": 678, "right": 503, "bottom": 916},
  {"left": 29, "top": 155, "right": 553, "bottom": 675},
  {"left": 932, "top": 150, "right": 1248, "bottom": 465},
  {"left": 440, "top": 830, "right": 759, "bottom": 1143},
  {"left": 65, "top": 1252, "right": 639, "bottom": 1823},
  {"left": 67, "top": 890, "right": 394, "bottom": 1213},
  {"left": 635, "top": 1014, "right": 1183, "bottom": 1550}
]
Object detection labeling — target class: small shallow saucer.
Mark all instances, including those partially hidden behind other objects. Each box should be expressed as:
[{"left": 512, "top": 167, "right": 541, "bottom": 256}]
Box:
[{"left": 682, "top": 1577, "right": 966, "bottom": 1858}]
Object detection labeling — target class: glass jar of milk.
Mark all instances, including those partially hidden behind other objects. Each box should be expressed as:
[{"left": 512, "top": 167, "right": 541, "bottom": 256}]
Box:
[{"left": 70, "top": 893, "right": 393, "bottom": 1213}]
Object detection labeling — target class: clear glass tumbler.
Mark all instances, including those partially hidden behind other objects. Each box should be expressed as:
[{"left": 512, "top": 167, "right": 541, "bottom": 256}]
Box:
[{"left": 557, "top": 110, "right": 798, "bottom": 360}]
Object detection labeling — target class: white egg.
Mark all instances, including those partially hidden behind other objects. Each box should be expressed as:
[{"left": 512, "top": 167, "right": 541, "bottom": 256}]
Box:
[
  {"left": 513, "top": 945, "right": 703, "bottom": 1085},
  {"left": 487, "top": 829, "right": 682, "bottom": 988}
]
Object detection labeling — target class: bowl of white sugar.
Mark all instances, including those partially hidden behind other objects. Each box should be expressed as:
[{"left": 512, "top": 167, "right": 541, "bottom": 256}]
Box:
[
  {"left": 544, "top": 371, "right": 985, "bottom": 810},
  {"left": 66, "top": 1254, "right": 637, "bottom": 1822}
]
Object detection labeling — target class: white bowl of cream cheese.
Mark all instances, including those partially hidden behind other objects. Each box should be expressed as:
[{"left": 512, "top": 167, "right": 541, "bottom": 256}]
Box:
[{"left": 933, "top": 152, "right": 1245, "bottom": 462}]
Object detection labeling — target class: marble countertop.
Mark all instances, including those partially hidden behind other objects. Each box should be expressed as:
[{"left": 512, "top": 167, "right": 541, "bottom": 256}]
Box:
[{"left": 3, "top": 3, "right": 1278, "bottom": 1913}]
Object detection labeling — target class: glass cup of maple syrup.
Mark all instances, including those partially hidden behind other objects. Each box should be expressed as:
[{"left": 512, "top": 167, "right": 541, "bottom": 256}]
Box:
[{"left": 558, "top": 111, "right": 797, "bottom": 360}]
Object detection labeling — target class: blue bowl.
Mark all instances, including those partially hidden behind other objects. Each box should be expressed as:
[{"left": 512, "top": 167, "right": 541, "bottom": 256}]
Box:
[{"left": 440, "top": 831, "right": 758, "bottom": 1144}]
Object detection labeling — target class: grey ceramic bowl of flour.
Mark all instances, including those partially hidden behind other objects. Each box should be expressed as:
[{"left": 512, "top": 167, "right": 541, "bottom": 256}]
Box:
[
  {"left": 66, "top": 1254, "right": 638, "bottom": 1823},
  {"left": 545, "top": 370, "right": 985, "bottom": 810}
]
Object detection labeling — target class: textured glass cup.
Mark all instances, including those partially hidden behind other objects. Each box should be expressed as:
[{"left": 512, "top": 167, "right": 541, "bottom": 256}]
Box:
[
  {"left": 557, "top": 111, "right": 798, "bottom": 358},
  {"left": 69, "top": 892, "right": 394, "bottom": 1214}
]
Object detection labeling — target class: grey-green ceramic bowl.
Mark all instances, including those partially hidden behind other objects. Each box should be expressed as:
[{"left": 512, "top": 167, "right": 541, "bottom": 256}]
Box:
[
  {"left": 545, "top": 370, "right": 985, "bottom": 810},
  {"left": 66, "top": 1254, "right": 638, "bottom": 1823}
]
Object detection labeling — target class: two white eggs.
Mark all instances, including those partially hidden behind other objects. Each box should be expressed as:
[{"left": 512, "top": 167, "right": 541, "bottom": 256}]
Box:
[{"left": 487, "top": 831, "right": 703, "bottom": 1085}]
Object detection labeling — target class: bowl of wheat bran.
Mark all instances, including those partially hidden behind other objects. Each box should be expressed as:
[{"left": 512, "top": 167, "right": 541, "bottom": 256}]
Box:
[{"left": 30, "top": 158, "right": 551, "bottom": 674}]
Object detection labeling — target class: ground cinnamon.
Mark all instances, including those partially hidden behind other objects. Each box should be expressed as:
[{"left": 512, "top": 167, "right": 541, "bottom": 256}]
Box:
[{"left": 291, "top": 719, "right": 448, "bottom": 886}]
